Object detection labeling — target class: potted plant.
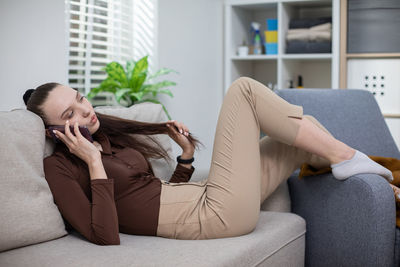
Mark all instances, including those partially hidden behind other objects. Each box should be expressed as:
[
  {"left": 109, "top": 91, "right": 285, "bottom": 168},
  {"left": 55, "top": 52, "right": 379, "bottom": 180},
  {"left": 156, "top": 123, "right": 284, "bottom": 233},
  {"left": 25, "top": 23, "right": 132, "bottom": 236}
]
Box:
[{"left": 86, "top": 55, "right": 178, "bottom": 120}]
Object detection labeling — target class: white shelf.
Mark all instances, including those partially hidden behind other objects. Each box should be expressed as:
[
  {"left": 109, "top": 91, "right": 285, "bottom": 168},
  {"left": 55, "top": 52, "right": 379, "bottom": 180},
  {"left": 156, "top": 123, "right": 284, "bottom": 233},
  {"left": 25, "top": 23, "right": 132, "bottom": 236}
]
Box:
[
  {"left": 281, "top": 53, "right": 332, "bottom": 60},
  {"left": 224, "top": 0, "right": 340, "bottom": 94},
  {"left": 231, "top": 55, "right": 278, "bottom": 60},
  {"left": 231, "top": 53, "right": 332, "bottom": 61}
]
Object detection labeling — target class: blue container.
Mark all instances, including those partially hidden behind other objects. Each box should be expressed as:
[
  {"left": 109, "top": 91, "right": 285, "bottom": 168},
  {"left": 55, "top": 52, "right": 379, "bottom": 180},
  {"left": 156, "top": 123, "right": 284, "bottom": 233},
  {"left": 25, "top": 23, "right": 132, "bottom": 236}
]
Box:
[
  {"left": 265, "top": 43, "right": 278, "bottom": 54},
  {"left": 266, "top": 19, "right": 278, "bottom": 31}
]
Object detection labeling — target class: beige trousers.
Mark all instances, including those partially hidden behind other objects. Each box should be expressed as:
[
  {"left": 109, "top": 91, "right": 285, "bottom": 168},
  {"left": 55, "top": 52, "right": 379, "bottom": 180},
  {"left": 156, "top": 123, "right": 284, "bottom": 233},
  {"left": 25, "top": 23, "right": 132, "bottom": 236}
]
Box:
[{"left": 156, "top": 77, "right": 332, "bottom": 240}]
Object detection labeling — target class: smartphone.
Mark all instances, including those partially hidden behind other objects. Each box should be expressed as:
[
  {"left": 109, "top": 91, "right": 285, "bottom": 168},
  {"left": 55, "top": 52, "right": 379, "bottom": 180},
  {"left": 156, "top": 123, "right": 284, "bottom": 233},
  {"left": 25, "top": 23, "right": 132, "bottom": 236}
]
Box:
[{"left": 46, "top": 125, "right": 93, "bottom": 144}]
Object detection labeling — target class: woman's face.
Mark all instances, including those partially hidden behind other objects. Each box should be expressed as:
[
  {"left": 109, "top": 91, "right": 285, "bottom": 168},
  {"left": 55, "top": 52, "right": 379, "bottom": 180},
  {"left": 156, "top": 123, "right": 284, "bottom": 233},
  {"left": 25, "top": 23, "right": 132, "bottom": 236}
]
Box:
[{"left": 41, "top": 84, "right": 100, "bottom": 135}]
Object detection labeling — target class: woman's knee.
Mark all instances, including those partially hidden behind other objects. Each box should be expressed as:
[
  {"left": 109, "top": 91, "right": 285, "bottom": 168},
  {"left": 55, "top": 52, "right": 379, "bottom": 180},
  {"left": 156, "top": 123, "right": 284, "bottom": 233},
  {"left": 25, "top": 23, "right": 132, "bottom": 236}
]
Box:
[
  {"left": 226, "top": 77, "right": 257, "bottom": 101},
  {"left": 229, "top": 77, "right": 256, "bottom": 93},
  {"left": 233, "top": 76, "right": 254, "bottom": 86}
]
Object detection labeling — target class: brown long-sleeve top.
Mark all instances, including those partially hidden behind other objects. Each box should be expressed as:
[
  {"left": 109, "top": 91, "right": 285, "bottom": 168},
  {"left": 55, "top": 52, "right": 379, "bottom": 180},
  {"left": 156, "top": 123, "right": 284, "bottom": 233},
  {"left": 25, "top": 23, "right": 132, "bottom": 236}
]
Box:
[{"left": 43, "top": 130, "right": 195, "bottom": 245}]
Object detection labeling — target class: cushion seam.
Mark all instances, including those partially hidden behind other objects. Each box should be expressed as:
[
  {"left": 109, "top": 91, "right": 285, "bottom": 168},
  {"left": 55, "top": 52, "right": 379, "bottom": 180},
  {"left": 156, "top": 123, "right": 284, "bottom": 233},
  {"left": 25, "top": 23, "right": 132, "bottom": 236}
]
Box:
[{"left": 252, "top": 229, "right": 306, "bottom": 267}]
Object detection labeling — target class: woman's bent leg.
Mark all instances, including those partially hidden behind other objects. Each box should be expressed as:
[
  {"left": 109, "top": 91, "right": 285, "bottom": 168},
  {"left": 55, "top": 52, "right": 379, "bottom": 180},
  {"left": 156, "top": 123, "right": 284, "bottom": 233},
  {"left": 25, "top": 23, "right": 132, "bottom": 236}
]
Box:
[
  {"left": 259, "top": 115, "right": 332, "bottom": 204},
  {"left": 157, "top": 77, "right": 336, "bottom": 240},
  {"left": 200, "top": 77, "right": 308, "bottom": 239}
]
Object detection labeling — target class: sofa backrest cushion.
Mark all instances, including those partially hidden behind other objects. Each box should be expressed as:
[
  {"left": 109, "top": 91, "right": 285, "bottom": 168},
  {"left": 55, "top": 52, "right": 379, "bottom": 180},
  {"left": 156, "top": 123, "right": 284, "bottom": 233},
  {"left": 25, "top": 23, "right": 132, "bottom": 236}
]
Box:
[
  {"left": 277, "top": 89, "right": 400, "bottom": 159},
  {"left": 0, "top": 110, "right": 68, "bottom": 252}
]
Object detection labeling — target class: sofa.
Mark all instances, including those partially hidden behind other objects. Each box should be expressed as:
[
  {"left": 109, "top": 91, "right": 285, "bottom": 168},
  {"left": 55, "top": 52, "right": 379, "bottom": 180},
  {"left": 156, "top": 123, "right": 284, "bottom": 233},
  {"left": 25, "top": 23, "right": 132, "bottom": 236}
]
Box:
[
  {"left": 0, "top": 88, "right": 398, "bottom": 267},
  {"left": 276, "top": 88, "right": 400, "bottom": 267},
  {"left": 0, "top": 101, "right": 305, "bottom": 267}
]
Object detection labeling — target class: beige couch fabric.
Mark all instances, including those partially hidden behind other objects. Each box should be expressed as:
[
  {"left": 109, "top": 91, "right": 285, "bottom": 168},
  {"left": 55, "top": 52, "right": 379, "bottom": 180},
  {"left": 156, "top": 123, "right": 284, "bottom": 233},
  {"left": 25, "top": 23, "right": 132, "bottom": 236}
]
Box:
[{"left": 0, "top": 212, "right": 306, "bottom": 267}]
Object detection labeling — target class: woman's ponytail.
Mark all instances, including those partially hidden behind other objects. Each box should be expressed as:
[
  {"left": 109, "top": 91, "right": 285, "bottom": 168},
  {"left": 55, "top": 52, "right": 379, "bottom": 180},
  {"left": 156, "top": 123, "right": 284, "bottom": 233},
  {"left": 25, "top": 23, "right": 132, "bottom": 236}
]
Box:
[{"left": 23, "top": 89, "right": 36, "bottom": 106}]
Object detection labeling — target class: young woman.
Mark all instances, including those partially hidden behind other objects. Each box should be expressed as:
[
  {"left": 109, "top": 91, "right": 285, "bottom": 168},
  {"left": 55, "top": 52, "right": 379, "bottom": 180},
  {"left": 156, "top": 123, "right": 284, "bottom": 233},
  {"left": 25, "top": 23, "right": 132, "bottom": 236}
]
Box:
[{"left": 23, "top": 77, "right": 394, "bottom": 245}]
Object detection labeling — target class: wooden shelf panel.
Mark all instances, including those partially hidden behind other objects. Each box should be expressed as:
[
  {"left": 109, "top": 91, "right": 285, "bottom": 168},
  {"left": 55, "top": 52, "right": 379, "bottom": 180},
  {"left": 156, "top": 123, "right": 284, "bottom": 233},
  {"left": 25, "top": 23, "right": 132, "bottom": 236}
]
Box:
[
  {"left": 346, "top": 53, "right": 400, "bottom": 59},
  {"left": 383, "top": 114, "right": 400, "bottom": 119}
]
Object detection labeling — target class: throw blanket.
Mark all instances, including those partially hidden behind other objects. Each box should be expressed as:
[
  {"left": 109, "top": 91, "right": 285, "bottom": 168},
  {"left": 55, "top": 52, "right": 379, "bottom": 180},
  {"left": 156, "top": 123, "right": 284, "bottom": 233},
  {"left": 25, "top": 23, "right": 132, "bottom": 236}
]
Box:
[{"left": 299, "top": 155, "right": 400, "bottom": 227}]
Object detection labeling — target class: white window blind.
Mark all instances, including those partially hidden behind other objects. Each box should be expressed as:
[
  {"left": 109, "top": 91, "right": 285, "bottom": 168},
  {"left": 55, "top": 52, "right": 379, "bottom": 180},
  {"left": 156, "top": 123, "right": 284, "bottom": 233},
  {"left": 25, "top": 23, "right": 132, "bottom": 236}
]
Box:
[{"left": 66, "top": 0, "right": 158, "bottom": 95}]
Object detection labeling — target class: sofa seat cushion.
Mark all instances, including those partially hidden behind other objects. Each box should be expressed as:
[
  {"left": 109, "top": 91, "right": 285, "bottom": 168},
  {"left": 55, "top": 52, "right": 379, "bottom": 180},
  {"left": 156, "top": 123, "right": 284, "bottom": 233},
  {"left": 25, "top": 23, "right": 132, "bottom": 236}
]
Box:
[{"left": 0, "top": 212, "right": 306, "bottom": 267}]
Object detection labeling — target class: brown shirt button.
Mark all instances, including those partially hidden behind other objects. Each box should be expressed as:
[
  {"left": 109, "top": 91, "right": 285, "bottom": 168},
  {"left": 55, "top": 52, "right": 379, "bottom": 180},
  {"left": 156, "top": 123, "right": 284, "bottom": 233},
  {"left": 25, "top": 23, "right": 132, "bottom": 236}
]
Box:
[{"left": 127, "top": 165, "right": 132, "bottom": 169}]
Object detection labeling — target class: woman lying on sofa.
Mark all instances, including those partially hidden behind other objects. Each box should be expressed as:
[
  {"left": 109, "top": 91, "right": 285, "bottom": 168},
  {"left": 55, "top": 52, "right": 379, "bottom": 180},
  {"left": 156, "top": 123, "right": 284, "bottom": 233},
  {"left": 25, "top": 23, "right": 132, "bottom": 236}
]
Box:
[{"left": 23, "top": 77, "right": 397, "bottom": 245}]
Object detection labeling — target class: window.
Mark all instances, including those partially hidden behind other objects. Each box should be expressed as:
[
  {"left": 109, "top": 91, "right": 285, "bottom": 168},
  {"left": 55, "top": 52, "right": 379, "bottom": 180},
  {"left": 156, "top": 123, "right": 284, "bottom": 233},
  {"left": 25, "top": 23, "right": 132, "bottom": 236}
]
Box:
[{"left": 66, "top": 0, "right": 158, "bottom": 95}]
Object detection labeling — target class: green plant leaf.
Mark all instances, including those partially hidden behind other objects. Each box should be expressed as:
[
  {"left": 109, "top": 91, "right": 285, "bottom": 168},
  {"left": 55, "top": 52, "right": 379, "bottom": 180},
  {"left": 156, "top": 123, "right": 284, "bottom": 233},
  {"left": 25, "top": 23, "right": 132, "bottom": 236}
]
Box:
[
  {"left": 125, "top": 60, "right": 135, "bottom": 81},
  {"left": 89, "top": 56, "right": 177, "bottom": 117},
  {"left": 86, "top": 87, "right": 101, "bottom": 100},
  {"left": 158, "top": 89, "right": 174, "bottom": 97},
  {"left": 87, "top": 78, "right": 120, "bottom": 100},
  {"left": 134, "top": 55, "right": 148, "bottom": 73},
  {"left": 86, "top": 90, "right": 98, "bottom": 100},
  {"left": 147, "top": 67, "right": 179, "bottom": 80},
  {"left": 141, "top": 80, "right": 177, "bottom": 95},
  {"left": 101, "top": 78, "right": 121, "bottom": 91},
  {"left": 115, "top": 88, "right": 132, "bottom": 102},
  {"left": 129, "top": 91, "right": 145, "bottom": 102},
  {"left": 105, "top": 62, "right": 129, "bottom": 87},
  {"left": 93, "top": 79, "right": 120, "bottom": 94},
  {"left": 135, "top": 73, "right": 147, "bottom": 92},
  {"left": 130, "top": 55, "right": 148, "bottom": 91}
]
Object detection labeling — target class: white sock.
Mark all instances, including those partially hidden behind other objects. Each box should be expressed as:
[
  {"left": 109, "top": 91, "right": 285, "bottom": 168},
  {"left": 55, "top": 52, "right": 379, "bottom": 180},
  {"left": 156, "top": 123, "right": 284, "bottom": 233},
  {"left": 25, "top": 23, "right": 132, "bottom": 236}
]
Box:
[{"left": 331, "top": 150, "right": 393, "bottom": 182}]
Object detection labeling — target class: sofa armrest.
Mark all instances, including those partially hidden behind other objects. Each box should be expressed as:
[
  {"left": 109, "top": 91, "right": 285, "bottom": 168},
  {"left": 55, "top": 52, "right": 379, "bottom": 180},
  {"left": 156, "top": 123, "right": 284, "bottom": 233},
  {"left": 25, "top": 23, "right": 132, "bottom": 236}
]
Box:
[{"left": 288, "top": 172, "right": 396, "bottom": 267}]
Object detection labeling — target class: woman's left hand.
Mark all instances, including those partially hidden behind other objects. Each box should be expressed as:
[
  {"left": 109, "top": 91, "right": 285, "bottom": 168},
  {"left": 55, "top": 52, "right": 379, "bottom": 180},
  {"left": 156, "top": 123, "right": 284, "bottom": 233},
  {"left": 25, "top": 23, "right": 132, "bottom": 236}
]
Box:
[{"left": 166, "top": 120, "right": 194, "bottom": 152}]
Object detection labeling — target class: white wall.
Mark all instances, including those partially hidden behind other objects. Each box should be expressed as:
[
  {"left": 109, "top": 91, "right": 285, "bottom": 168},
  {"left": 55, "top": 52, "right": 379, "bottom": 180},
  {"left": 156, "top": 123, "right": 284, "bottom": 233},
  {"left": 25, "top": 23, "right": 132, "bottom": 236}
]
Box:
[
  {"left": 157, "top": 0, "right": 224, "bottom": 174},
  {"left": 1, "top": 0, "right": 225, "bottom": 175},
  {"left": 0, "top": 0, "right": 68, "bottom": 112}
]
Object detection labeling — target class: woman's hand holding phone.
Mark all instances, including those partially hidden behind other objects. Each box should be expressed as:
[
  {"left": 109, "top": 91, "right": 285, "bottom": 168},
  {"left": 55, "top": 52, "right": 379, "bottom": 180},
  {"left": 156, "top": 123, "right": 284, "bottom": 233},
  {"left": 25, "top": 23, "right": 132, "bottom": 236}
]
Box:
[{"left": 52, "top": 120, "right": 101, "bottom": 165}]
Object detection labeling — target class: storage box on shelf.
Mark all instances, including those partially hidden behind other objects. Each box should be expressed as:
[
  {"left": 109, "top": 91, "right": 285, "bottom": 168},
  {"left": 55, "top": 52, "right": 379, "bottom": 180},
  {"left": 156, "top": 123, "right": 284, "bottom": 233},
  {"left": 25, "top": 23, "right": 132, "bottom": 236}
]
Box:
[
  {"left": 224, "top": 0, "right": 339, "bottom": 93},
  {"left": 265, "top": 18, "right": 278, "bottom": 54}
]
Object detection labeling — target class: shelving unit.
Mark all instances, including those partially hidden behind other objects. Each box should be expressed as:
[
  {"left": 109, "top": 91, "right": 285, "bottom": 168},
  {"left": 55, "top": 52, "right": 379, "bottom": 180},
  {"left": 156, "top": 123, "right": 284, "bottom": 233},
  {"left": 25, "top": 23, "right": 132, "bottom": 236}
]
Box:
[
  {"left": 224, "top": 0, "right": 340, "bottom": 94},
  {"left": 339, "top": 0, "right": 400, "bottom": 119},
  {"left": 339, "top": 0, "right": 400, "bottom": 149}
]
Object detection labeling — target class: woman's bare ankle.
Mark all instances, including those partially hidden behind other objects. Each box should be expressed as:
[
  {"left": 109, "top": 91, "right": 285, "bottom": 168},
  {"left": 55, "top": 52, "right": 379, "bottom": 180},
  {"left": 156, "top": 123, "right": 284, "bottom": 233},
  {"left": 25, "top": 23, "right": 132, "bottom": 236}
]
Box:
[{"left": 329, "top": 146, "right": 356, "bottom": 165}]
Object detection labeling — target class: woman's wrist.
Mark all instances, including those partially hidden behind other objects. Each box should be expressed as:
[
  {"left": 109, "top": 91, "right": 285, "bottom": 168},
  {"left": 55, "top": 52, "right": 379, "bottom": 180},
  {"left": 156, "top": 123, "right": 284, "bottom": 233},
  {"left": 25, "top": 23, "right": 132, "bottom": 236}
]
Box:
[
  {"left": 87, "top": 153, "right": 102, "bottom": 166},
  {"left": 181, "top": 150, "right": 194, "bottom": 159},
  {"left": 179, "top": 151, "right": 194, "bottom": 169},
  {"left": 88, "top": 158, "right": 108, "bottom": 180}
]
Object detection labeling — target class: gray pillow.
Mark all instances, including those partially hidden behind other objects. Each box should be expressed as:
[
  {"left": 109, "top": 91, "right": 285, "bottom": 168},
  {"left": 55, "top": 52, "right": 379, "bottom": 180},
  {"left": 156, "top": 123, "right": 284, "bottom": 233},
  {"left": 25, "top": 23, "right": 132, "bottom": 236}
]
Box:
[{"left": 0, "top": 110, "right": 67, "bottom": 252}]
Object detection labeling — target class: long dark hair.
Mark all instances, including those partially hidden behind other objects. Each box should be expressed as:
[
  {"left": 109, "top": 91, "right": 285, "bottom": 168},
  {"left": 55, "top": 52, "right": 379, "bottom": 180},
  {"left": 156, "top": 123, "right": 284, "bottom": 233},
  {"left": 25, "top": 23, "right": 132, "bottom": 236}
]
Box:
[{"left": 23, "top": 82, "right": 204, "bottom": 165}]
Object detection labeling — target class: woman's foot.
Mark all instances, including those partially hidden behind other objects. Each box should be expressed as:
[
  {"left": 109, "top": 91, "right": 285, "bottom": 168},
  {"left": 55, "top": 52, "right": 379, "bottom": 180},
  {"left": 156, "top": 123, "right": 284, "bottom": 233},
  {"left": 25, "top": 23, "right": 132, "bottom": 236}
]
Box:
[{"left": 330, "top": 149, "right": 394, "bottom": 182}]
